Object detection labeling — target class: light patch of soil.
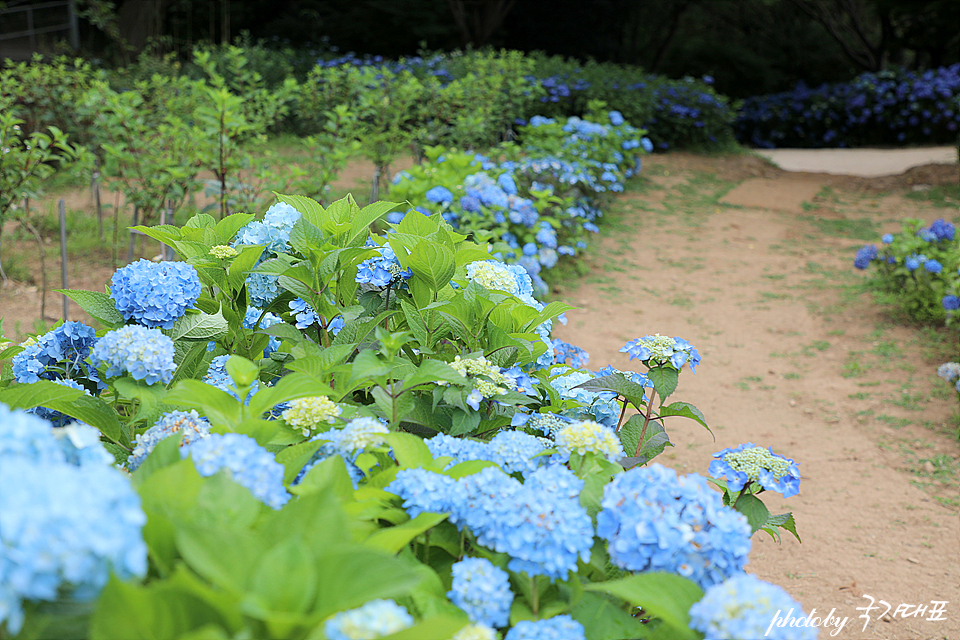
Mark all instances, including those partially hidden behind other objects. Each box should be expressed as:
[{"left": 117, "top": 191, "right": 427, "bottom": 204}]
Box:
[{"left": 554, "top": 153, "right": 959, "bottom": 640}]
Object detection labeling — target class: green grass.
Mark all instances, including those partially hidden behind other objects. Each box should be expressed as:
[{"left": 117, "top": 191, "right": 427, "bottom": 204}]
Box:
[
  {"left": 902, "top": 184, "right": 960, "bottom": 207},
  {"left": 799, "top": 215, "right": 880, "bottom": 241}
]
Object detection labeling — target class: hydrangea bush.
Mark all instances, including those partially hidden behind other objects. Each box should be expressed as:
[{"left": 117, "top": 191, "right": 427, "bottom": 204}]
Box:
[
  {"left": 2, "top": 185, "right": 809, "bottom": 638},
  {"left": 737, "top": 64, "right": 960, "bottom": 148}
]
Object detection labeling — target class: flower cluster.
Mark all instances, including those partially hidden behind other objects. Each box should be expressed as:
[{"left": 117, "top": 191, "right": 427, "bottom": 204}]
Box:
[
  {"left": 11, "top": 321, "right": 99, "bottom": 384},
  {"left": 387, "top": 464, "right": 593, "bottom": 580},
  {"left": 181, "top": 433, "right": 290, "bottom": 509},
  {"left": 621, "top": 334, "right": 701, "bottom": 372},
  {"left": 242, "top": 307, "right": 283, "bottom": 356},
  {"left": 324, "top": 599, "right": 414, "bottom": 640},
  {"left": 90, "top": 325, "right": 176, "bottom": 385},
  {"left": 232, "top": 202, "right": 303, "bottom": 307},
  {"left": 737, "top": 64, "right": 960, "bottom": 148},
  {"left": 445, "top": 355, "right": 517, "bottom": 410},
  {"left": 317, "top": 416, "right": 389, "bottom": 454},
  {"left": 281, "top": 396, "right": 342, "bottom": 436},
  {"left": 203, "top": 354, "right": 260, "bottom": 403},
  {"left": 596, "top": 464, "right": 751, "bottom": 590},
  {"left": 356, "top": 241, "right": 412, "bottom": 288},
  {"left": 0, "top": 404, "right": 147, "bottom": 635},
  {"left": 938, "top": 362, "right": 960, "bottom": 395},
  {"left": 550, "top": 370, "right": 621, "bottom": 427},
  {"left": 425, "top": 431, "right": 550, "bottom": 476},
  {"left": 688, "top": 573, "right": 818, "bottom": 640},
  {"left": 447, "top": 557, "right": 514, "bottom": 628},
  {"left": 710, "top": 443, "right": 802, "bottom": 498},
  {"left": 126, "top": 410, "right": 211, "bottom": 472},
  {"left": 504, "top": 615, "right": 585, "bottom": 640},
  {"left": 110, "top": 259, "right": 201, "bottom": 329},
  {"left": 554, "top": 419, "right": 624, "bottom": 462},
  {"left": 289, "top": 297, "right": 345, "bottom": 334}
]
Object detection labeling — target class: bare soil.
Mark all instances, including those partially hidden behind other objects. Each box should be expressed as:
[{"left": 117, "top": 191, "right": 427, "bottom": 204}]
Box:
[{"left": 2, "top": 152, "right": 958, "bottom": 640}]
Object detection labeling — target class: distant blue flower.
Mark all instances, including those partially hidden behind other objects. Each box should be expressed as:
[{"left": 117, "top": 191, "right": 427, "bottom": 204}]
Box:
[
  {"left": 385, "top": 467, "right": 456, "bottom": 517},
  {"left": 689, "top": 573, "right": 817, "bottom": 640},
  {"left": 182, "top": 433, "right": 290, "bottom": 509},
  {"left": 243, "top": 307, "right": 283, "bottom": 356},
  {"left": 621, "top": 334, "right": 701, "bottom": 373},
  {"left": 325, "top": 599, "right": 414, "bottom": 640},
  {"left": 608, "top": 110, "right": 625, "bottom": 126},
  {"left": 426, "top": 185, "right": 454, "bottom": 204},
  {"left": 504, "top": 615, "right": 585, "bottom": 640},
  {"left": 853, "top": 244, "right": 877, "bottom": 269},
  {"left": 447, "top": 557, "right": 514, "bottom": 628},
  {"left": 641, "top": 137, "right": 654, "bottom": 153},
  {"left": 881, "top": 233, "right": 894, "bottom": 243},
  {"left": 460, "top": 195, "right": 482, "bottom": 213},
  {"left": 127, "top": 410, "right": 211, "bottom": 472},
  {"left": 294, "top": 440, "right": 365, "bottom": 488},
  {"left": 928, "top": 218, "right": 955, "bottom": 241},
  {"left": 110, "top": 259, "right": 201, "bottom": 329},
  {"left": 905, "top": 255, "right": 921, "bottom": 271},
  {"left": 497, "top": 173, "right": 518, "bottom": 195},
  {"left": 924, "top": 259, "right": 943, "bottom": 274},
  {"left": 942, "top": 295, "right": 960, "bottom": 311},
  {"left": 90, "top": 325, "right": 175, "bottom": 385},
  {"left": 709, "top": 443, "right": 801, "bottom": 498},
  {"left": 552, "top": 339, "right": 589, "bottom": 368},
  {"left": 596, "top": 464, "right": 751, "bottom": 590}
]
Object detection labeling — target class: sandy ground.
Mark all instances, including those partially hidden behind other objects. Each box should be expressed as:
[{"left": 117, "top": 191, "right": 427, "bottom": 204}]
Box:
[
  {"left": 758, "top": 146, "right": 957, "bottom": 178},
  {"left": 1, "top": 149, "right": 958, "bottom": 640}
]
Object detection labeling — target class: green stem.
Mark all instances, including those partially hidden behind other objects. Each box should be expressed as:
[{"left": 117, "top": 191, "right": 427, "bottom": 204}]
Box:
[
  {"left": 634, "top": 388, "right": 657, "bottom": 458},
  {"left": 530, "top": 576, "right": 539, "bottom": 617},
  {"left": 616, "top": 397, "right": 628, "bottom": 432}
]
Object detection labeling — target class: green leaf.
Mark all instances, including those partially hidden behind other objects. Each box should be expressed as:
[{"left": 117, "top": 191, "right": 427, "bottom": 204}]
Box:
[
  {"left": 276, "top": 193, "right": 327, "bottom": 228},
  {"left": 213, "top": 213, "right": 255, "bottom": 245},
  {"left": 228, "top": 245, "right": 268, "bottom": 293},
  {"left": 168, "top": 307, "right": 229, "bottom": 341},
  {"left": 289, "top": 218, "right": 325, "bottom": 256},
  {"left": 249, "top": 539, "right": 317, "bottom": 614},
  {"left": 761, "top": 512, "right": 801, "bottom": 543},
  {"left": 647, "top": 366, "right": 679, "bottom": 402},
  {"left": 404, "top": 240, "right": 456, "bottom": 293},
  {"left": 584, "top": 573, "right": 703, "bottom": 640},
  {"left": 573, "top": 373, "right": 649, "bottom": 410},
  {"left": 246, "top": 372, "right": 333, "bottom": 418},
  {"left": 0, "top": 381, "right": 125, "bottom": 445},
  {"left": 383, "top": 432, "right": 435, "bottom": 469},
  {"left": 449, "top": 410, "right": 481, "bottom": 436},
  {"left": 348, "top": 200, "right": 399, "bottom": 246},
  {"left": 659, "top": 401, "right": 711, "bottom": 433},
  {"left": 618, "top": 415, "right": 672, "bottom": 467},
  {"left": 571, "top": 591, "right": 647, "bottom": 640},
  {"left": 733, "top": 493, "right": 771, "bottom": 533},
  {"left": 364, "top": 512, "right": 448, "bottom": 554},
  {"left": 276, "top": 440, "right": 324, "bottom": 485},
  {"left": 57, "top": 289, "right": 124, "bottom": 326},
  {"left": 401, "top": 358, "right": 465, "bottom": 391}
]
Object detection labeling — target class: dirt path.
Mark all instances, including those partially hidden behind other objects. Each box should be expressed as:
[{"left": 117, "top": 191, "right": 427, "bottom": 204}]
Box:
[{"left": 552, "top": 154, "right": 959, "bottom": 640}]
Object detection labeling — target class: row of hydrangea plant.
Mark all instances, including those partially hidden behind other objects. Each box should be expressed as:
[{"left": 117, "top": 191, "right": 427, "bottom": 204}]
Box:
[
  {"left": 736, "top": 63, "right": 960, "bottom": 148},
  {"left": 853, "top": 217, "right": 960, "bottom": 405},
  {"left": 0, "top": 180, "right": 817, "bottom": 638}
]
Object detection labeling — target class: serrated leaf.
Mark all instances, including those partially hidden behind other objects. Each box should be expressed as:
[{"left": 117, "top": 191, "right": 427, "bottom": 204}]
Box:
[
  {"left": 168, "top": 307, "right": 229, "bottom": 341},
  {"left": 574, "top": 373, "right": 648, "bottom": 410},
  {"left": 584, "top": 573, "right": 702, "bottom": 640},
  {"left": 618, "top": 415, "right": 672, "bottom": 463},
  {"left": 659, "top": 401, "right": 712, "bottom": 434},
  {"left": 762, "top": 512, "right": 801, "bottom": 543},
  {"left": 647, "top": 366, "right": 679, "bottom": 402},
  {"left": 289, "top": 218, "right": 325, "bottom": 256},
  {"left": 348, "top": 201, "right": 399, "bottom": 247},
  {"left": 228, "top": 245, "right": 267, "bottom": 293},
  {"left": 57, "top": 289, "right": 124, "bottom": 326},
  {"left": 733, "top": 493, "right": 771, "bottom": 533}
]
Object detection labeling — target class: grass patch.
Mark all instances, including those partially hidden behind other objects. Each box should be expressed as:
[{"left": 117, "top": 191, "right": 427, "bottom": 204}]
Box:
[{"left": 799, "top": 215, "right": 880, "bottom": 241}]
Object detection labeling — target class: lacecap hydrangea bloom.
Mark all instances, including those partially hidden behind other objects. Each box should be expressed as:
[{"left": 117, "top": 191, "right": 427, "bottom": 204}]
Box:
[
  {"left": 453, "top": 624, "right": 498, "bottom": 640},
  {"left": 126, "top": 410, "right": 211, "bottom": 472},
  {"left": 317, "top": 416, "right": 389, "bottom": 455},
  {"left": 620, "top": 334, "right": 701, "bottom": 373},
  {"left": 596, "top": 464, "right": 751, "bottom": 590},
  {"left": 182, "top": 433, "right": 290, "bottom": 509},
  {"left": 710, "top": 443, "right": 801, "bottom": 498},
  {"left": 444, "top": 355, "right": 517, "bottom": 410},
  {"left": 0, "top": 404, "right": 148, "bottom": 635},
  {"left": 504, "top": 615, "right": 586, "bottom": 640},
  {"left": 554, "top": 419, "right": 624, "bottom": 462},
  {"left": 90, "top": 325, "right": 176, "bottom": 385},
  {"left": 447, "top": 557, "right": 514, "bottom": 628},
  {"left": 110, "top": 259, "right": 201, "bottom": 329},
  {"left": 11, "top": 321, "right": 99, "bottom": 384},
  {"left": 324, "top": 599, "right": 414, "bottom": 640},
  {"left": 282, "top": 396, "right": 342, "bottom": 437},
  {"left": 688, "top": 573, "right": 818, "bottom": 640}
]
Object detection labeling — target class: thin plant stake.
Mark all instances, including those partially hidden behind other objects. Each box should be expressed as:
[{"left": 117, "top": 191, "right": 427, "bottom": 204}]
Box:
[{"left": 58, "top": 199, "right": 68, "bottom": 320}]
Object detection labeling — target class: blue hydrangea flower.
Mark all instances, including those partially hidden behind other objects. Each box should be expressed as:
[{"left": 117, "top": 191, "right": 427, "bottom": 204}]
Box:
[
  {"left": 928, "top": 218, "right": 955, "bottom": 241},
  {"left": 356, "top": 243, "right": 412, "bottom": 288},
  {"left": 0, "top": 404, "right": 147, "bottom": 635},
  {"left": 447, "top": 557, "right": 514, "bottom": 628},
  {"left": 504, "top": 615, "right": 586, "bottom": 640},
  {"left": 127, "top": 410, "right": 211, "bottom": 472},
  {"left": 426, "top": 185, "right": 455, "bottom": 204},
  {"left": 497, "top": 173, "right": 518, "bottom": 196},
  {"left": 689, "top": 573, "right": 818, "bottom": 640},
  {"left": 938, "top": 362, "right": 960, "bottom": 382},
  {"left": 233, "top": 202, "right": 301, "bottom": 254},
  {"left": 11, "top": 321, "right": 99, "bottom": 384},
  {"left": 90, "top": 325, "right": 175, "bottom": 385},
  {"left": 182, "top": 433, "right": 290, "bottom": 509},
  {"left": 620, "top": 334, "right": 701, "bottom": 373},
  {"left": 324, "top": 599, "right": 414, "bottom": 640},
  {"left": 853, "top": 245, "right": 877, "bottom": 269},
  {"left": 110, "top": 259, "right": 201, "bottom": 329},
  {"left": 502, "top": 365, "right": 536, "bottom": 395},
  {"left": 551, "top": 370, "right": 621, "bottom": 428},
  {"left": 486, "top": 430, "right": 549, "bottom": 475},
  {"left": 596, "top": 464, "right": 751, "bottom": 590},
  {"left": 552, "top": 339, "right": 589, "bottom": 368},
  {"left": 943, "top": 295, "right": 960, "bottom": 311},
  {"left": 608, "top": 110, "right": 625, "bottom": 126},
  {"left": 924, "top": 259, "right": 943, "bottom": 274},
  {"left": 709, "top": 443, "right": 801, "bottom": 498},
  {"left": 881, "top": 233, "right": 894, "bottom": 243},
  {"left": 385, "top": 467, "right": 456, "bottom": 517},
  {"left": 243, "top": 307, "right": 283, "bottom": 356},
  {"left": 460, "top": 195, "right": 482, "bottom": 213}
]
